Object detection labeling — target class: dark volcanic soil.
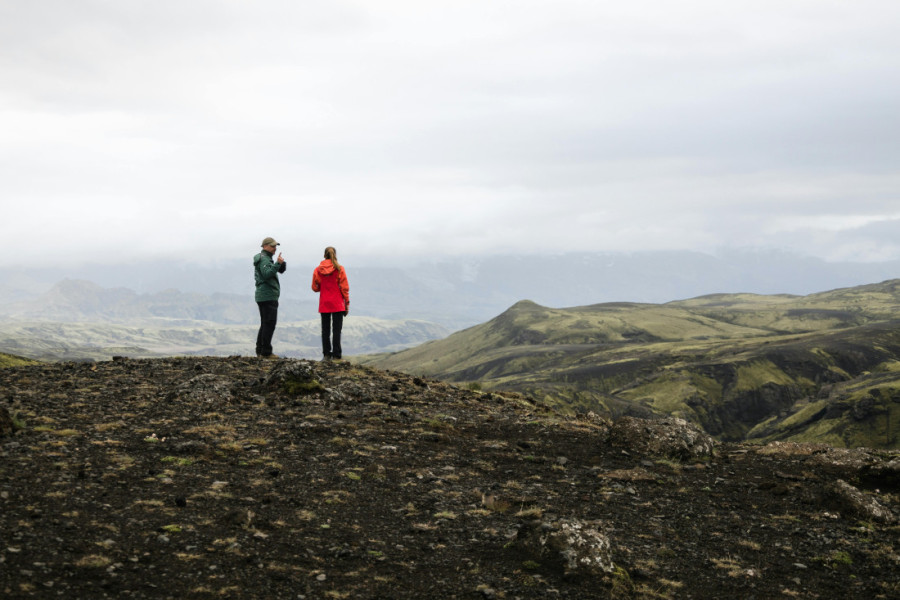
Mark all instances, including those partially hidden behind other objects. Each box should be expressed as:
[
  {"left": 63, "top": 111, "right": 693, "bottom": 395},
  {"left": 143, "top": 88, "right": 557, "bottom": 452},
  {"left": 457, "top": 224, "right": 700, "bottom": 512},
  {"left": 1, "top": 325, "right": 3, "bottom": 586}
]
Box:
[{"left": 1, "top": 357, "right": 898, "bottom": 599}]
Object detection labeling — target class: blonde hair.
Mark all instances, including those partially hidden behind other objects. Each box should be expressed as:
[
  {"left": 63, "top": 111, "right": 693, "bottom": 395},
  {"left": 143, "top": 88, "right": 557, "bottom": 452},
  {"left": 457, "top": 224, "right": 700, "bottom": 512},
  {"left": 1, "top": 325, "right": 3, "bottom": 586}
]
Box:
[{"left": 324, "top": 246, "right": 341, "bottom": 272}]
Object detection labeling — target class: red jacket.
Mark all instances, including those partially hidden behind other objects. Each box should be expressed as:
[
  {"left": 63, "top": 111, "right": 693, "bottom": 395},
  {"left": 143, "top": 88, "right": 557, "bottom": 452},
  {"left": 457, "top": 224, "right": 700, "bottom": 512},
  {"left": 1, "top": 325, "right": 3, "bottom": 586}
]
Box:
[{"left": 311, "top": 260, "right": 349, "bottom": 313}]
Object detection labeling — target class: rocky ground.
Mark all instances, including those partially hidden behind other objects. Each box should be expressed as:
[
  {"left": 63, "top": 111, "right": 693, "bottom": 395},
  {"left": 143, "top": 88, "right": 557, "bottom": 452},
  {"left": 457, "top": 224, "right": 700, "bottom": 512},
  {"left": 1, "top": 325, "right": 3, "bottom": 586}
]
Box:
[{"left": 1, "top": 357, "right": 898, "bottom": 599}]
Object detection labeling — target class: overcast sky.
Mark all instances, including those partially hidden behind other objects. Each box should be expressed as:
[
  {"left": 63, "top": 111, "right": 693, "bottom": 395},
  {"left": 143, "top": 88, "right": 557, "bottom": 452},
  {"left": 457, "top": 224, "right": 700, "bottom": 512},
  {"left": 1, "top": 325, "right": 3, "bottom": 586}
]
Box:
[{"left": 1, "top": 0, "right": 898, "bottom": 268}]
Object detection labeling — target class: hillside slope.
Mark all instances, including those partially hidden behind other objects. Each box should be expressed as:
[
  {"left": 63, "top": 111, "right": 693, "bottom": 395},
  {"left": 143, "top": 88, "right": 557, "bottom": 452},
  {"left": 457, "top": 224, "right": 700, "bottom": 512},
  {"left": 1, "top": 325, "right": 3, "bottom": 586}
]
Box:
[
  {"left": 1, "top": 357, "right": 897, "bottom": 598},
  {"left": 0, "top": 352, "right": 38, "bottom": 368},
  {"left": 362, "top": 280, "right": 900, "bottom": 448}
]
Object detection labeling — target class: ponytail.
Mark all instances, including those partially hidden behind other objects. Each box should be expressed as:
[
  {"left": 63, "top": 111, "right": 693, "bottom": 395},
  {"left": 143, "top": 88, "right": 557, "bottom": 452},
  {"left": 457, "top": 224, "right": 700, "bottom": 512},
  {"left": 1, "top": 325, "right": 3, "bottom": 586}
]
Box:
[{"left": 324, "top": 246, "right": 341, "bottom": 273}]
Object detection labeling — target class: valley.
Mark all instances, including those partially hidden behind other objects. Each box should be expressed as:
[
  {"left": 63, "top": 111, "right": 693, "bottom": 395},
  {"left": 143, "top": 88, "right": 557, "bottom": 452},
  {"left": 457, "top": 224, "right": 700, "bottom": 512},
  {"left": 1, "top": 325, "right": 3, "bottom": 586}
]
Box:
[{"left": 362, "top": 280, "right": 900, "bottom": 448}]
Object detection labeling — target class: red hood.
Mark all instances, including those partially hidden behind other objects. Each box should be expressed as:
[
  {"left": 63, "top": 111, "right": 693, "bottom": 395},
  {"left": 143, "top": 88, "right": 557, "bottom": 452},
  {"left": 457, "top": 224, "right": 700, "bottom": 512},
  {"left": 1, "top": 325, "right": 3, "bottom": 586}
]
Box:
[{"left": 316, "top": 260, "right": 337, "bottom": 276}]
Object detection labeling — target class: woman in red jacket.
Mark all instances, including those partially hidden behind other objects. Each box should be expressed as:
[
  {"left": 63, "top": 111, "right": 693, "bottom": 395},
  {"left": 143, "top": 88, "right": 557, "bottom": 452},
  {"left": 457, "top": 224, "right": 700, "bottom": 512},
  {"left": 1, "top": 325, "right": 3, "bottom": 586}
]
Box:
[{"left": 311, "top": 246, "right": 350, "bottom": 360}]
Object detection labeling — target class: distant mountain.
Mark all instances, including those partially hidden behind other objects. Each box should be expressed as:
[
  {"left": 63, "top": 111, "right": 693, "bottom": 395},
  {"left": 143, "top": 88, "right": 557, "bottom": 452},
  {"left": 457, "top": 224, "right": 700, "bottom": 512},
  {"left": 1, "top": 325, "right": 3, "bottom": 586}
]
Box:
[
  {"left": 0, "top": 279, "right": 449, "bottom": 360},
  {"left": 0, "top": 316, "right": 448, "bottom": 362},
  {"left": 2, "top": 250, "right": 898, "bottom": 329},
  {"left": 361, "top": 279, "right": 900, "bottom": 448},
  {"left": 0, "top": 279, "right": 317, "bottom": 325}
]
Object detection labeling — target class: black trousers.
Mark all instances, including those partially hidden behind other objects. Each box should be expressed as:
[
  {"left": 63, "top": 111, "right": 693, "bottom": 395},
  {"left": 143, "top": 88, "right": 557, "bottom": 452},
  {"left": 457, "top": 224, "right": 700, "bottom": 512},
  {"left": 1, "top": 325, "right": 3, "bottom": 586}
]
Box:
[
  {"left": 256, "top": 300, "right": 279, "bottom": 356},
  {"left": 321, "top": 312, "right": 344, "bottom": 358}
]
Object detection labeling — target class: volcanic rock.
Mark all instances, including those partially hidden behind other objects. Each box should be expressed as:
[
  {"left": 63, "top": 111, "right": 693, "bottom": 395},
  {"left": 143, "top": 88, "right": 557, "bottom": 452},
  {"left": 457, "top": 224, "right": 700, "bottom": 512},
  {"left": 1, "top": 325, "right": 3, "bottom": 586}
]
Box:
[{"left": 607, "top": 415, "right": 716, "bottom": 460}]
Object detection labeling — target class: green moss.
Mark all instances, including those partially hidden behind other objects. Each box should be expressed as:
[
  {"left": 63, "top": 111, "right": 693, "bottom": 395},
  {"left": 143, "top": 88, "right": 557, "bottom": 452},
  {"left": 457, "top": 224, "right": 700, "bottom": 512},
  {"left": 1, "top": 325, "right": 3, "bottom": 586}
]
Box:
[
  {"left": 0, "top": 352, "right": 39, "bottom": 368},
  {"left": 825, "top": 550, "right": 853, "bottom": 567},
  {"left": 282, "top": 378, "right": 324, "bottom": 396},
  {"left": 11, "top": 412, "right": 26, "bottom": 430},
  {"left": 779, "top": 400, "right": 829, "bottom": 430},
  {"left": 733, "top": 360, "right": 794, "bottom": 393},
  {"left": 842, "top": 407, "right": 899, "bottom": 449},
  {"left": 782, "top": 419, "right": 845, "bottom": 446}
]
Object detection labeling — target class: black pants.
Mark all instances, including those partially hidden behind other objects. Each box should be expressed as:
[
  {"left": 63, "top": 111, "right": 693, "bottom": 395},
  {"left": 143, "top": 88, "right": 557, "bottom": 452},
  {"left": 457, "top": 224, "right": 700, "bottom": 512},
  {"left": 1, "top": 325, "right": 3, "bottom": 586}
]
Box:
[
  {"left": 256, "top": 300, "right": 279, "bottom": 356},
  {"left": 321, "top": 312, "right": 344, "bottom": 358}
]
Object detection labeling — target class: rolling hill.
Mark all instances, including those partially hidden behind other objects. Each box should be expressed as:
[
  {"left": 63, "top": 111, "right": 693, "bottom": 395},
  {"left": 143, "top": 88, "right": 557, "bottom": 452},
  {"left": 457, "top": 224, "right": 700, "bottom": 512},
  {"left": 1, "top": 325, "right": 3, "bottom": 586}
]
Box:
[
  {"left": 0, "top": 352, "right": 37, "bottom": 368},
  {"left": 360, "top": 280, "right": 900, "bottom": 448}
]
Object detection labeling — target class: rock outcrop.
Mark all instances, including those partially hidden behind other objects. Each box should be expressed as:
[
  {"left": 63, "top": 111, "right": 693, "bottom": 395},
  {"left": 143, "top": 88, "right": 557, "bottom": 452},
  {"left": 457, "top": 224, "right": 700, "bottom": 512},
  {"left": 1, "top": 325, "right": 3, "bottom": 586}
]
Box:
[
  {"left": 607, "top": 416, "right": 716, "bottom": 460},
  {"left": 516, "top": 519, "right": 616, "bottom": 576}
]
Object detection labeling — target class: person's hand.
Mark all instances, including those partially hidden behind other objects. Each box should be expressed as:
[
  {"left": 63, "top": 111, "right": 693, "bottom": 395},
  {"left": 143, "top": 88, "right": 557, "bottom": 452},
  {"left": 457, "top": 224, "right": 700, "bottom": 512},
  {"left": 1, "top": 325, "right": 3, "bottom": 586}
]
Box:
[
  {"left": 343, "top": 309, "right": 349, "bottom": 317},
  {"left": 277, "top": 252, "right": 284, "bottom": 264}
]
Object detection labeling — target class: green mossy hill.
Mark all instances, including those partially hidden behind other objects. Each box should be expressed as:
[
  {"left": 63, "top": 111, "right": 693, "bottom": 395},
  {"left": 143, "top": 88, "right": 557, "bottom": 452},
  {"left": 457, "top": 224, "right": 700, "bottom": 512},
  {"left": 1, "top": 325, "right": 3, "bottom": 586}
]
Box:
[
  {"left": 0, "top": 352, "right": 39, "bottom": 368},
  {"left": 361, "top": 279, "right": 900, "bottom": 448}
]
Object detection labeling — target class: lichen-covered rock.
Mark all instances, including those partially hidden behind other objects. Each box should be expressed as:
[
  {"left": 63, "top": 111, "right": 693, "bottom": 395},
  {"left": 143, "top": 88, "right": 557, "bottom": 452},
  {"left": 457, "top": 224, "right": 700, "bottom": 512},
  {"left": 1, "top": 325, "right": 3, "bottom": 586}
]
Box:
[
  {"left": 607, "top": 416, "right": 715, "bottom": 460},
  {"left": 256, "top": 359, "right": 326, "bottom": 397},
  {"left": 165, "top": 373, "right": 234, "bottom": 404},
  {"left": 756, "top": 441, "right": 832, "bottom": 457},
  {"left": 516, "top": 519, "right": 615, "bottom": 576},
  {"left": 825, "top": 479, "right": 897, "bottom": 524},
  {"left": 0, "top": 406, "right": 14, "bottom": 437},
  {"left": 806, "top": 448, "right": 900, "bottom": 491},
  {"left": 261, "top": 360, "right": 315, "bottom": 386}
]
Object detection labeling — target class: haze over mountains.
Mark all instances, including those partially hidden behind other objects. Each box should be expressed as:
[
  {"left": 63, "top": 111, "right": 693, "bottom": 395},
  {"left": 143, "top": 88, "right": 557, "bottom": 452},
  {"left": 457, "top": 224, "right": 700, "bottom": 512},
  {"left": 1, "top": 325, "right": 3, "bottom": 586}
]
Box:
[
  {"left": 3, "top": 249, "right": 899, "bottom": 328},
  {"left": 0, "top": 278, "right": 447, "bottom": 361}
]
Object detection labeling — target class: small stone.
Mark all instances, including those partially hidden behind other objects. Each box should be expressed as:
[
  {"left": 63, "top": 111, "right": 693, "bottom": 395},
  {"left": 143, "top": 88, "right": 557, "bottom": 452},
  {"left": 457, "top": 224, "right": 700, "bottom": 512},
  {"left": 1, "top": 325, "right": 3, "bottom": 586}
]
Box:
[{"left": 316, "top": 573, "right": 327, "bottom": 582}]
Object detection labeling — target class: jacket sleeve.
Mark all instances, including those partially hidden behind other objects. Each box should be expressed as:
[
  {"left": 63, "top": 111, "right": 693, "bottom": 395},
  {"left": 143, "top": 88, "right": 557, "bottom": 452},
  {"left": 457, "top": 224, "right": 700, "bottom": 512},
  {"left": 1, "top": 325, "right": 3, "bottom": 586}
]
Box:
[
  {"left": 257, "top": 256, "right": 280, "bottom": 281},
  {"left": 339, "top": 269, "right": 349, "bottom": 304},
  {"left": 311, "top": 270, "right": 320, "bottom": 292},
  {"left": 278, "top": 261, "right": 286, "bottom": 274}
]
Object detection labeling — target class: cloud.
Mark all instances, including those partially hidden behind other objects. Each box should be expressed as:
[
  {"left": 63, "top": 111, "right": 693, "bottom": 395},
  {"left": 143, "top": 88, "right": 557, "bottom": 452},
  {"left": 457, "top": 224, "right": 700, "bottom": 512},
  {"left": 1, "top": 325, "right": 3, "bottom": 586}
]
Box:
[{"left": 1, "top": 1, "right": 899, "bottom": 267}]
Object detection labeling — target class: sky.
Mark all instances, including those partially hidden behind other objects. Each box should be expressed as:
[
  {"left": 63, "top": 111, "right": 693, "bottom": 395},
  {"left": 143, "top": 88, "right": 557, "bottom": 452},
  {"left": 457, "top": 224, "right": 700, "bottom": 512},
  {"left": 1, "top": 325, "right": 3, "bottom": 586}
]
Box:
[{"left": 1, "top": 0, "right": 899, "bottom": 268}]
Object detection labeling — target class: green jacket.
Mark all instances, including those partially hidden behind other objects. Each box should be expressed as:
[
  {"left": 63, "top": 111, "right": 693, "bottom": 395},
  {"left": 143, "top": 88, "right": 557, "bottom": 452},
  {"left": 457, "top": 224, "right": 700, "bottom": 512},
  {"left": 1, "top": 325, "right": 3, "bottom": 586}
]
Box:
[{"left": 254, "top": 250, "right": 286, "bottom": 302}]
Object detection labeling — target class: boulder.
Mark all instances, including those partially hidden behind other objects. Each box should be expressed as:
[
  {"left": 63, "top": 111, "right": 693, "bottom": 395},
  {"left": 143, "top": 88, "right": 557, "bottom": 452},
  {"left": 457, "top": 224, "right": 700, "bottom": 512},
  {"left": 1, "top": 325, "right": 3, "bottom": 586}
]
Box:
[
  {"left": 516, "top": 519, "right": 615, "bottom": 577},
  {"left": 824, "top": 479, "right": 897, "bottom": 524},
  {"left": 165, "top": 373, "right": 234, "bottom": 404},
  {"left": 608, "top": 416, "right": 715, "bottom": 460},
  {"left": 258, "top": 360, "right": 324, "bottom": 396}
]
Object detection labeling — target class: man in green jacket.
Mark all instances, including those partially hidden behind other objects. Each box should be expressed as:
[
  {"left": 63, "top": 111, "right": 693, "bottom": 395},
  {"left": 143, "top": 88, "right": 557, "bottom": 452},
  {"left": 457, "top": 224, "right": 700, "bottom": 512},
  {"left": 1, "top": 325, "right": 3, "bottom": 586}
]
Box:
[{"left": 254, "top": 237, "right": 287, "bottom": 358}]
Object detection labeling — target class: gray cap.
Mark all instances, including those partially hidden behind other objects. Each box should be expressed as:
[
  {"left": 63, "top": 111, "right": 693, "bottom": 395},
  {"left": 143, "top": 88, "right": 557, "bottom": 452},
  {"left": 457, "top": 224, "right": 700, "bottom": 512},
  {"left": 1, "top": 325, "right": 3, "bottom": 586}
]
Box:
[{"left": 261, "top": 237, "right": 280, "bottom": 247}]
